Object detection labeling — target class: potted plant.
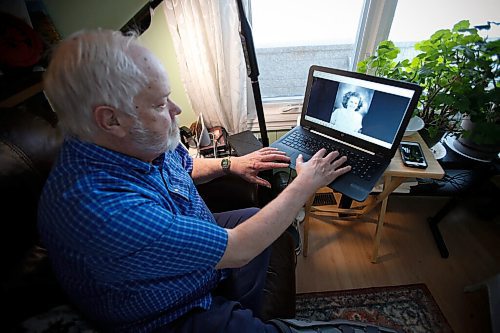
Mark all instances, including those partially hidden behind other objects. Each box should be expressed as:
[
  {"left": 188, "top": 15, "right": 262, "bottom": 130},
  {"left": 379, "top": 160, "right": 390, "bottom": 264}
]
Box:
[{"left": 357, "top": 20, "right": 500, "bottom": 158}]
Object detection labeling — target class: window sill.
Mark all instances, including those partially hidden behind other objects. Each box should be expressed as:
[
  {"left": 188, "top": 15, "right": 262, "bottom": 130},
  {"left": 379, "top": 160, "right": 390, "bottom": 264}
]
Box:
[{"left": 247, "top": 100, "right": 302, "bottom": 131}]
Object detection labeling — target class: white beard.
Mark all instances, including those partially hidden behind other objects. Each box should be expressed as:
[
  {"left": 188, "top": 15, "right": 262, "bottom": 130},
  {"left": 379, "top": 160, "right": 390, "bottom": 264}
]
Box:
[
  {"left": 165, "top": 125, "right": 181, "bottom": 152},
  {"left": 130, "top": 117, "right": 180, "bottom": 154}
]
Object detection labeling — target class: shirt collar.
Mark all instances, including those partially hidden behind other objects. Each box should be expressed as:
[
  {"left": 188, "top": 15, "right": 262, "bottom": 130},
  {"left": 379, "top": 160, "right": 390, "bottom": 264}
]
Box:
[{"left": 65, "top": 138, "right": 165, "bottom": 173}]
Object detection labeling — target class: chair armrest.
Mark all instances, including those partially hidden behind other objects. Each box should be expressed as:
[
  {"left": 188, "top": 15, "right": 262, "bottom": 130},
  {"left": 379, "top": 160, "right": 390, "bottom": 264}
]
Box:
[
  {"left": 196, "top": 174, "right": 259, "bottom": 213},
  {"left": 261, "top": 231, "right": 296, "bottom": 320}
]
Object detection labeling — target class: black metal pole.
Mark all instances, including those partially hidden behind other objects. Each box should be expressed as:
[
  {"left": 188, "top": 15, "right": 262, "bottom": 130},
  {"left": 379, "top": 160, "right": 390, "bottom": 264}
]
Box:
[
  {"left": 235, "top": 0, "right": 269, "bottom": 147},
  {"left": 121, "top": 0, "right": 163, "bottom": 34}
]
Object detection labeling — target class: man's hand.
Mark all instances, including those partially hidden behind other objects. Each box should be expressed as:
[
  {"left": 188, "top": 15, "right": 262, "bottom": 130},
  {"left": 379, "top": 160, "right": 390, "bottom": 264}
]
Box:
[
  {"left": 218, "top": 149, "right": 350, "bottom": 268},
  {"left": 295, "top": 149, "right": 351, "bottom": 193},
  {"left": 231, "top": 147, "right": 291, "bottom": 187}
]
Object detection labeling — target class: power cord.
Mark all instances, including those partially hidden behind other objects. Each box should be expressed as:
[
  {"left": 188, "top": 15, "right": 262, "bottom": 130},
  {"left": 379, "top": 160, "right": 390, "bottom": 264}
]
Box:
[
  {"left": 287, "top": 168, "right": 293, "bottom": 185},
  {"left": 437, "top": 170, "right": 473, "bottom": 191},
  {"left": 424, "top": 170, "right": 474, "bottom": 192},
  {"left": 208, "top": 132, "right": 217, "bottom": 158},
  {"left": 193, "top": 116, "right": 202, "bottom": 158}
]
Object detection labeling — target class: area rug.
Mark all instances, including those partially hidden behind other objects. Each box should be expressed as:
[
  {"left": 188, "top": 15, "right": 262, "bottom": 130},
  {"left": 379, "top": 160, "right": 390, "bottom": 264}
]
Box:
[{"left": 296, "top": 283, "right": 453, "bottom": 333}]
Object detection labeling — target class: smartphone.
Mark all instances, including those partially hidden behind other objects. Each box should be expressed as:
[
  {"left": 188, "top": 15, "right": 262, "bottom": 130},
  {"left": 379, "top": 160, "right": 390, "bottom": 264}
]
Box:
[{"left": 399, "top": 141, "right": 428, "bottom": 168}]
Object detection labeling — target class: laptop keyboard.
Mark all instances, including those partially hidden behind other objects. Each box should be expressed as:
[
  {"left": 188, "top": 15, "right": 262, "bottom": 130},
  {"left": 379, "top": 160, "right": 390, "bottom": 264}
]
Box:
[{"left": 282, "top": 131, "right": 382, "bottom": 180}]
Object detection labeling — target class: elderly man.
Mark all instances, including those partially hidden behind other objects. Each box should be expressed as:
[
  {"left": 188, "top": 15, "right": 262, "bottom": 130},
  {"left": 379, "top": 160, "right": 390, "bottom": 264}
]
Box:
[{"left": 38, "top": 30, "right": 351, "bottom": 333}]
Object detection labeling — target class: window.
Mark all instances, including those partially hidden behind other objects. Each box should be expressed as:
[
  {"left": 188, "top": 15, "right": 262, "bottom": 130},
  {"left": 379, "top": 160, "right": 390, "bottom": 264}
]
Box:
[
  {"left": 388, "top": 0, "right": 500, "bottom": 61},
  {"left": 248, "top": 0, "right": 499, "bottom": 130},
  {"left": 251, "top": 0, "right": 364, "bottom": 100}
]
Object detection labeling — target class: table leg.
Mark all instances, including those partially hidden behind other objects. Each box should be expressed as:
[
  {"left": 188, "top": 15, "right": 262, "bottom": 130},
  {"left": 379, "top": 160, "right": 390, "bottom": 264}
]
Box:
[
  {"left": 302, "top": 194, "right": 315, "bottom": 257},
  {"left": 362, "top": 177, "right": 408, "bottom": 215},
  {"left": 371, "top": 193, "right": 389, "bottom": 263},
  {"left": 338, "top": 194, "right": 353, "bottom": 217},
  {"left": 371, "top": 175, "right": 404, "bottom": 263},
  {"left": 428, "top": 196, "right": 458, "bottom": 258}
]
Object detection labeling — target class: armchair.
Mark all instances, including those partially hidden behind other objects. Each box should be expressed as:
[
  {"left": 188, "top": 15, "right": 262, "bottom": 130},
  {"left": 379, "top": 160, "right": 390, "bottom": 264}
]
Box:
[{"left": 0, "top": 94, "right": 295, "bottom": 331}]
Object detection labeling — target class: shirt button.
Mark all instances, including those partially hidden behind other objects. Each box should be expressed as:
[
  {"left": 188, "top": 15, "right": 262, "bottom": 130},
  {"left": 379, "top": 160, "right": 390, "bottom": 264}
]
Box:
[{"left": 174, "top": 188, "right": 179, "bottom": 192}]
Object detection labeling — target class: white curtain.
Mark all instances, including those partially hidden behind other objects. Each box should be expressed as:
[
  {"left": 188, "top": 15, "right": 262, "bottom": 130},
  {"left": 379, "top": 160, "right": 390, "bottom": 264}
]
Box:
[{"left": 163, "top": 0, "right": 252, "bottom": 134}]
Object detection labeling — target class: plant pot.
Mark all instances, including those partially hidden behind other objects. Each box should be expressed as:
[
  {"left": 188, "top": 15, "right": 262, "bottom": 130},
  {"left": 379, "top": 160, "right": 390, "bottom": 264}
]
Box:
[
  {"left": 419, "top": 128, "right": 445, "bottom": 149},
  {"left": 403, "top": 116, "right": 425, "bottom": 136},
  {"left": 453, "top": 118, "right": 500, "bottom": 161}
]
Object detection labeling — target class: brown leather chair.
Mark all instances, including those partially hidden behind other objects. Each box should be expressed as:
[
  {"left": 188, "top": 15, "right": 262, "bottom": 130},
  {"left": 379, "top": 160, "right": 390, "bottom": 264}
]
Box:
[{"left": 0, "top": 93, "right": 295, "bottom": 330}]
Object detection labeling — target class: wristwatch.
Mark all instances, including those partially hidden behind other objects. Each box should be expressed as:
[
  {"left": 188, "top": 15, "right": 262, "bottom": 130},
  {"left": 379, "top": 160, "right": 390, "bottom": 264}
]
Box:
[{"left": 221, "top": 156, "right": 231, "bottom": 174}]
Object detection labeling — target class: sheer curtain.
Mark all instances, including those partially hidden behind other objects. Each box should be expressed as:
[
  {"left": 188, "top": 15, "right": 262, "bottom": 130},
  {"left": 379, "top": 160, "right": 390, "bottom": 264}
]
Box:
[{"left": 163, "top": 0, "right": 252, "bottom": 134}]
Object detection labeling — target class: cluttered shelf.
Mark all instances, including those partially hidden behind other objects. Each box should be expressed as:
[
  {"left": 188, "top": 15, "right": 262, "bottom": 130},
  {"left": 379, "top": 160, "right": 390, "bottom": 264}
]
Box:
[{"left": 1, "top": 0, "right": 61, "bottom": 108}]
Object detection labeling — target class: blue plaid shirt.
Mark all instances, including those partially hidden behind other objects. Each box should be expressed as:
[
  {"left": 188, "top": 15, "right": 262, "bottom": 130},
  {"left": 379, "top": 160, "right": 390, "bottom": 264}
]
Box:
[{"left": 38, "top": 139, "right": 228, "bottom": 332}]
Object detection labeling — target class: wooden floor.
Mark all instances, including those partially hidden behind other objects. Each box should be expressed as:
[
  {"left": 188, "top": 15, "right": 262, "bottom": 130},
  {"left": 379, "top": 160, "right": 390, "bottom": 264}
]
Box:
[{"left": 295, "top": 195, "right": 500, "bottom": 333}]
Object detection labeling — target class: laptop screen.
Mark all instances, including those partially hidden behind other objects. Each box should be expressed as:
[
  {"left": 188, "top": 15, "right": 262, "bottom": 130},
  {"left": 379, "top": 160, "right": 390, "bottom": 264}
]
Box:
[{"left": 303, "top": 69, "right": 417, "bottom": 149}]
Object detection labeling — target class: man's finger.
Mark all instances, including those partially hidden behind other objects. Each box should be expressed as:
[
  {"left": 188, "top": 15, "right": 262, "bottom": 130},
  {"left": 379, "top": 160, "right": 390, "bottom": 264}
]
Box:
[
  {"left": 311, "top": 148, "right": 327, "bottom": 158},
  {"left": 261, "top": 149, "right": 287, "bottom": 155},
  {"left": 324, "top": 150, "right": 340, "bottom": 163},
  {"left": 265, "top": 162, "right": 292, "bottom": 168},
  {"left": 296, "top": 154, "right": 304, "bottom": 166},
  {"left": 332, "top": 155, "right": 348, "bottom": 168},
  {"left": 253, "top": 177, "right": 271, "bottom": 188},
  {"left": 334, "top": 165, "right": 352, "bottom": 176},
  {"left": 258, "top": 147, "right": 283, "bottom": 154},
  {"left": 260, "top": 153, "right": 291, "bottom": 162},
  {"left": 254, "top": 162, "right": 290, "bottom": 171}
]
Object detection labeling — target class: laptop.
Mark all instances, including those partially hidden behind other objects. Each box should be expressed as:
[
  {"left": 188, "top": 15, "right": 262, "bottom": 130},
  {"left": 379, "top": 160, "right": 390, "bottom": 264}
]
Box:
[{"left": 271, "top": 65, "right": 422, "bottom": 201}]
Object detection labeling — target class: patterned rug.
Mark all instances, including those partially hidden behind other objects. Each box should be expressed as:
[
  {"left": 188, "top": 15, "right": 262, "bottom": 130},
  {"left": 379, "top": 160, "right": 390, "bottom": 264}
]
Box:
[{"left": 296, "top": 283, "right": 453, "bottom": 333}]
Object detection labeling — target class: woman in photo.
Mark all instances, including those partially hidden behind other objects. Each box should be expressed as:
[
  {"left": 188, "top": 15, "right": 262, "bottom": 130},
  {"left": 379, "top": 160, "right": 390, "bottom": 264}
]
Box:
[{"left": 330, "top": 91, "right": 364, "bottom": 133}]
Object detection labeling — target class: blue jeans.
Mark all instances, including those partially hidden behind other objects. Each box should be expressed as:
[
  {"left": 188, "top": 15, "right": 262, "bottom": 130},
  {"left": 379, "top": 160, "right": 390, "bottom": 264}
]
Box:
[{"left": 157, "top": 208, "right": 281, "bottom": 333}]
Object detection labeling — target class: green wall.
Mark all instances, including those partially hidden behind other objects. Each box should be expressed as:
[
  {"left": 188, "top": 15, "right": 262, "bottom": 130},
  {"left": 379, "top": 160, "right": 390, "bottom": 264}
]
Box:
[
  {"left": 43, "top": 0, "right": 146, "bottom": 37},
  {"left": 138, "top": 8, "right": 195, "bottom": 127},
  {"left": 43, "top": 0, "right": 196, "bottom": 127}
]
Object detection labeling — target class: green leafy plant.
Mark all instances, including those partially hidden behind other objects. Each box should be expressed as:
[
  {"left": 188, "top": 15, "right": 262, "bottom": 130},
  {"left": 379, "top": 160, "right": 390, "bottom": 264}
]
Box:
[{"left": 358, "top": 20, "right": 500, "bottom": 145}]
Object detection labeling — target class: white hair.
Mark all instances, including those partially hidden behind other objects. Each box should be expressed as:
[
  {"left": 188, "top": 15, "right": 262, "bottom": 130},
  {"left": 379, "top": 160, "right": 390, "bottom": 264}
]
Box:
[{"left": 43, "top": 29, "right": 148, "bottom": 140}]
